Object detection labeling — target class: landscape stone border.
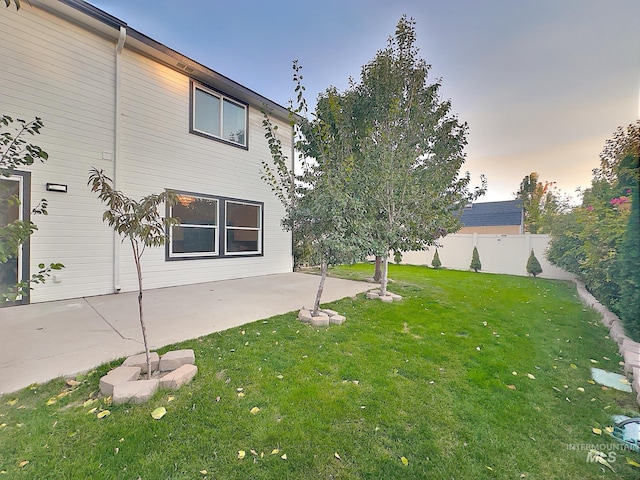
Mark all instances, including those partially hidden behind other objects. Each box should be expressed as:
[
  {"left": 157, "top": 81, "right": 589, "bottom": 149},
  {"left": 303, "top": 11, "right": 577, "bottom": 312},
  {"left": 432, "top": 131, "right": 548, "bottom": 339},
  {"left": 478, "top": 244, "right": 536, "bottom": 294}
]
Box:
[
  {"left": 365, "top": 289, "right": 403, "bottom": 303},
  {"left": 298, "top": 308, "right": 346, "bottom": 327},
  {"left": 573, "top": 280, "right": 640, "bottom": 406},
  {"left": 99, "top": 349, "right": 197, "bottom": 404}
]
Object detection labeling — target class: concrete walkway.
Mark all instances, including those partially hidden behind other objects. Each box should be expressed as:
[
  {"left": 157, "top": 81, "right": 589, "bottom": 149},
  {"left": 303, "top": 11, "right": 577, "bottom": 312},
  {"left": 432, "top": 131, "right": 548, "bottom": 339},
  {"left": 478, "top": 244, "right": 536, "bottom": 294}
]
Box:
[{"left": 0, "top": 272, "right": 372, "bottom": 395}]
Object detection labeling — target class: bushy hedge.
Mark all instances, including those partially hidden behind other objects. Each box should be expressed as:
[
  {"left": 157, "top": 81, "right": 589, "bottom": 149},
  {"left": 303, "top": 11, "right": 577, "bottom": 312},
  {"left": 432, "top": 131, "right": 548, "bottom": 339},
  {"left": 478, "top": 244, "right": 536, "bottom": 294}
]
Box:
[{"left": 547, "top": 121, "right": 639, "bottom": 339}]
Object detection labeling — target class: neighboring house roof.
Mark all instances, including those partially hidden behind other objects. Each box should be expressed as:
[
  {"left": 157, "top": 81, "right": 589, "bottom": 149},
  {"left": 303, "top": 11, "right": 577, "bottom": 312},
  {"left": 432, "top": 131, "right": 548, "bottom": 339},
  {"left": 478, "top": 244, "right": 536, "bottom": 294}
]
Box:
[
  {"left": 460, "top": 200, "right": 523, "bottom": 227},
  {"left": 32, "top": 0, "right": 292, "bottom": 123}
]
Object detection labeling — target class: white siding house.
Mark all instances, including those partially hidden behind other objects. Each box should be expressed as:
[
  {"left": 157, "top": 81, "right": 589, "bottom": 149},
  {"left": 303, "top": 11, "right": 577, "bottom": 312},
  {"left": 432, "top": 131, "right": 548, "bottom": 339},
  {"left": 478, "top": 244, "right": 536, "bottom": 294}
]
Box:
[{"left": 0, "top": 0, "right": 294, "bottom": 304}]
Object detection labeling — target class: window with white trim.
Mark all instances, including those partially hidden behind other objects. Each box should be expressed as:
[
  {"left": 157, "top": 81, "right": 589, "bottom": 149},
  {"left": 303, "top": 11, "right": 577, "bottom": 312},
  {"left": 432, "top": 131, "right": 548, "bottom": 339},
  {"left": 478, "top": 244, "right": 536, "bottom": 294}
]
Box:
[
  {"left": 169, "top": 194, "right": 218, "bottom": 258},
  {"left": 167, "top": 192, "right": 263, "bottom": 259},
  {"left": 191, "top": 83, "right": 247, "bottom": 147},
  {"left": 225, "top": 201, "right": 262, "bottom": 255}
]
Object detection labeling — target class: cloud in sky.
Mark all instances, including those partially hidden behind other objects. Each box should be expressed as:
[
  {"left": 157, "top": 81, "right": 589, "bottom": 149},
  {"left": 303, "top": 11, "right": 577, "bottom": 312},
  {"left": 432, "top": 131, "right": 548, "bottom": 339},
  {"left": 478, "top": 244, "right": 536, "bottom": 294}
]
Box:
[{"left": 93, "top": 0, "right": 639, "bottom": 202}]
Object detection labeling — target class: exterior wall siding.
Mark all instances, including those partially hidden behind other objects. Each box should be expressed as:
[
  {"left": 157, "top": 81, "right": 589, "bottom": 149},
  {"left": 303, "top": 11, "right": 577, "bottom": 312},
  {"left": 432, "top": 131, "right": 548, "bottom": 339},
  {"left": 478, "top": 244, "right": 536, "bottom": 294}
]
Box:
[
  {"left": 1, "top": 5, "right": 292, "bottom": 303},
  {"left": 1, "top": 5, "right": 116, "bottom": 302}
]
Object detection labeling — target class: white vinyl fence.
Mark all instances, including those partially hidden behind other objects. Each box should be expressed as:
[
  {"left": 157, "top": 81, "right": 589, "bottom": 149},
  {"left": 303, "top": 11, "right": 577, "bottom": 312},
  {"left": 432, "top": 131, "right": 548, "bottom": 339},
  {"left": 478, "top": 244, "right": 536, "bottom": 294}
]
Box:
[{"left": 400, "top": 233, "right": 574, "bottom": 280}]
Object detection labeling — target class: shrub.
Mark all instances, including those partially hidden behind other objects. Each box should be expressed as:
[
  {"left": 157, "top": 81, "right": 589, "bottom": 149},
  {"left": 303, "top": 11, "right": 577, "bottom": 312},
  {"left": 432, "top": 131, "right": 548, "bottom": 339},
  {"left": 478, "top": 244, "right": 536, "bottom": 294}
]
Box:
[
  {"left": 431, "top": 249, "right": 442, "bottom": 269},
  {"left": 393, "top": 250, "right": 402, "bottom": 265},
  {"left": 526, "top": 249, "right": 542, "bottom": 277},
  {"left": 470, "top": 246, "right": 481, "bottom": 272}
]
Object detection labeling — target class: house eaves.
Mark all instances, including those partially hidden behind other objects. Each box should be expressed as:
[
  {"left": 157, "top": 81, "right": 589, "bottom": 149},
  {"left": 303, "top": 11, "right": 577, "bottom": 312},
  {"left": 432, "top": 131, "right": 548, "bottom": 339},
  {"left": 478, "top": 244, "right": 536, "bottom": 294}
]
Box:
[{"left": 29, "top": 0, "right": 293, "bottom": 123}]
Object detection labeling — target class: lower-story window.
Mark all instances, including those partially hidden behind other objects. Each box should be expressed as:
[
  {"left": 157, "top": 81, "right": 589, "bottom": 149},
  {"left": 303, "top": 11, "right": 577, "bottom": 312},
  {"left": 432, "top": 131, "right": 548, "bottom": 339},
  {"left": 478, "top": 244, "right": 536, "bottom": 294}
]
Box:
[
  {"left": 167, "top": 191, "right": 263, "bottom": 260},
  {"left": 225, "top": 201, "right": 262, "bottom": 255}
]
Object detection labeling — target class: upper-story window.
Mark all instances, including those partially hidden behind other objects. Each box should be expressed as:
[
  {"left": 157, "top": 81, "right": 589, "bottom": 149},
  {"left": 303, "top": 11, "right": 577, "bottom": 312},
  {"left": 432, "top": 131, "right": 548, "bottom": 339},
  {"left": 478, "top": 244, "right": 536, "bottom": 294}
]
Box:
[{"left": 191, "top": 82, "right": 247, "bottom": 148}]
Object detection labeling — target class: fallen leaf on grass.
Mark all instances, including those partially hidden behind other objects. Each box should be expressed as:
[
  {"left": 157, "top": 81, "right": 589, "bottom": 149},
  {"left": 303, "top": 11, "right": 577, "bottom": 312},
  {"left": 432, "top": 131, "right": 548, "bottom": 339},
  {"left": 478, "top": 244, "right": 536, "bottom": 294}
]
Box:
[
  {"left": 570, "top": 364, "right": 578, "bottom": 369},
  {"left": 592, "top": 428, "right": 602, "bottom": 435},
  {"left": 167, "top": 396, "right": 175, "bottom": 402},
  {"left": 587, "top": 380, "right": 596, "bottom": 385},
  {"left": 97, "top": 410, "right": 110, "bottom": 419},
  {"left": 401, "top": 456, "right": 409, "bottom": 465},
  {"left": 87, "top": 407, "right": 97, "bottom": 415},
  {"left": 507, "top": 384, "right": 517, "bottom": 390},
  {"left": 594, "top": 454, "right": 615, "bottom": 472},
  {"left": 605, "top": 426, "right": 614, "bottom": 434},
  {"left": 271, "top": 449, "right": 279, "bottom": 455},
  {"left": 238, "top": 450, "right": 246, "bottom": 460},
  {"left": 250, "top": 407, "right": 260, "bottom": 415},
  {"left": 83, "top": 399, "right": 96, "bottom": 408},
  {"left": 18, "top": 460, "right": 29, "bottom": 468},
  {"left": 276, "top": 375, "right": 284, "bottom": 380},
  {"left": 626, "top": 457, "right": 640, "bottom": 468},
  {"left": 151, "top": 407, "right": 166, "bottom": 420},
  {"left": 590, "top": 359, "right": 598, "bottom": 364},
  {"left": 200, "top": 470, "right": 207, "bottom": 475},
  {"left": 0, "top": 424, "right": 6, "bottom": 429},
  {"left": 237, "top": 392, "right": 245, "bottom": 398},
  {"left": 577, "top": 387, "right": 585, "bottom": 393},
  {"left": 527, "top": 373, "right": 536, "bottom": 380},
  {"left": 46, "top": 397, "right": 57, "bottom": 406},
  {"left": 335, "top": 452, "right": 341, "bottom": 460},
  {"left": 281, "top": 454, "right": 287, "bottom": 460},
  {"left": 512, "top": 371, "right": 518, "bottom": 376},
  {"left": 5, "top": 399, "right": 17, "bottom": 407}
]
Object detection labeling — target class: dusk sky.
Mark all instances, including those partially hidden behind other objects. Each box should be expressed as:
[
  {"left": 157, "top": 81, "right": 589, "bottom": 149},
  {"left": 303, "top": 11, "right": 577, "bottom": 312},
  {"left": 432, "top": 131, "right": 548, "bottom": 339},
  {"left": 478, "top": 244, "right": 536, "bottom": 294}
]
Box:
[{"left": 92, "top": 0, "right": 639, "bottom": 203}]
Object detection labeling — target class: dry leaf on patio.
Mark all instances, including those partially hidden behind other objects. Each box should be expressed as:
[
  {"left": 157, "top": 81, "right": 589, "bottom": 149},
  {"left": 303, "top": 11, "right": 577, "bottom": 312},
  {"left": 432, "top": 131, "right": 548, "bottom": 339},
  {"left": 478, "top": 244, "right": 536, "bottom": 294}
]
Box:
[
  {"left": 151, "top": 407, "right": 166, "bottom": 420},
  {"left": 97, "top": 410, "right": 110, "bottom": 419}
]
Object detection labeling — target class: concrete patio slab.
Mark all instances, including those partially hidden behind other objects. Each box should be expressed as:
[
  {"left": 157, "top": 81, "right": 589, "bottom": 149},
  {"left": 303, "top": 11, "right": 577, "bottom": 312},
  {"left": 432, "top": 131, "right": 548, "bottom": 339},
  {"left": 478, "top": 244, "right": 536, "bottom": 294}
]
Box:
[{"left": 0, "top": 272, "right": 372, "bottom": 394}]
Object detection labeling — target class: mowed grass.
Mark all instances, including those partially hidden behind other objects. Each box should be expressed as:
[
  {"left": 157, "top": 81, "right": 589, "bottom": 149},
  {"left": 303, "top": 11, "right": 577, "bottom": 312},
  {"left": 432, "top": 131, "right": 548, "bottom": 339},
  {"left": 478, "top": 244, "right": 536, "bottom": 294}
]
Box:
[{"left": 1, "top": 264, "right": 639, "bottom": 479}]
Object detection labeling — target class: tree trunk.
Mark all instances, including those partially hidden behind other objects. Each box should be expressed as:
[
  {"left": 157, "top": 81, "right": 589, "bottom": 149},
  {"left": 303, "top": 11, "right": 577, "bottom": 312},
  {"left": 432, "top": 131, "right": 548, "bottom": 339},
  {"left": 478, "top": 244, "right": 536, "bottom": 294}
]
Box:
[
  {"left": 373, "top": 255, "right": 382, "bottom": 282},
  {"left": 132, "top": 240, "right": 151, "bottom": 380},
  {"left": 313, "top": 259, "right": 328, "bottom": 317},
  {"left": 380, "top": 255, "right": 389, "bottom": 296}
]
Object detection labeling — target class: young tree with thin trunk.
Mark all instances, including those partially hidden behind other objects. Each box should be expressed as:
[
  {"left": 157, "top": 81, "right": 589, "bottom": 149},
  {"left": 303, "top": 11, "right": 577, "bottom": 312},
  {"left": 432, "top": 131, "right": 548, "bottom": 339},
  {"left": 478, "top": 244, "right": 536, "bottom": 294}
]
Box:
[
  {"left": 261, "top": 64, "right": 367, "bottom": 317},
  {"left": 88, "top": 168, "right": 178, "bottom": 378}
]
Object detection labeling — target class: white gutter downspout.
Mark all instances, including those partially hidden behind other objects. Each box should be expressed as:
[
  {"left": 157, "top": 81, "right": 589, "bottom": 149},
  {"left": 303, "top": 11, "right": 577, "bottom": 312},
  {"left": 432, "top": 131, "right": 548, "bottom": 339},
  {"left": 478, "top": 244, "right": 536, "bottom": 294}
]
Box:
[{"left": 113, "top": 26, "right": 126, "bottom": 293}]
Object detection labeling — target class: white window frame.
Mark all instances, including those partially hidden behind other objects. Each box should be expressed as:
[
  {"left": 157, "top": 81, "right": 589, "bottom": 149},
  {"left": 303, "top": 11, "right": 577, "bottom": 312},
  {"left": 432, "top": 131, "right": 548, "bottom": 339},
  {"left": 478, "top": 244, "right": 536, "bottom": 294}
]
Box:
[
  {"left": 191, "top": 82, "right": 248, "bottom": 148},
  {"left": 224, "top": 200, "right": 262, "bottom": 256},
  {"left": 168, "top": 194, "right": 219, "bottom": 259}
]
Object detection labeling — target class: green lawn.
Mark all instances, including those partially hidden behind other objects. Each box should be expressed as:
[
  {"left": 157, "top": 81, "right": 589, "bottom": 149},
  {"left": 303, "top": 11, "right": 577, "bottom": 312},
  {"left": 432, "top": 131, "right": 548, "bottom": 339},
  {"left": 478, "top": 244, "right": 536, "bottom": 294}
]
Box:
[{"left": 1, "top": 264, "right": 639, "bottom": 479}]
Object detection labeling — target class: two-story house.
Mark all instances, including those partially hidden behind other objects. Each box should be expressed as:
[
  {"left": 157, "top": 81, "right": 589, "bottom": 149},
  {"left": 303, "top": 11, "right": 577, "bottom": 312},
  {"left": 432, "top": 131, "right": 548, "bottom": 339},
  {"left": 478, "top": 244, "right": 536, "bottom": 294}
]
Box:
[{"left": 1, "top": 0, "right": 294, "bottom": 304}]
